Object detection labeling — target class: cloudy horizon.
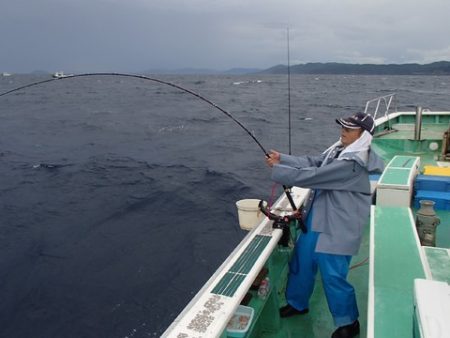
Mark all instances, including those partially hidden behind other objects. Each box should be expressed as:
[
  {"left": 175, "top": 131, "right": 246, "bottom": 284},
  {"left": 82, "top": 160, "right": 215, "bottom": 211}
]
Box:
[{"left": 1, "top": 0, "right": 450, "bottom": 73}]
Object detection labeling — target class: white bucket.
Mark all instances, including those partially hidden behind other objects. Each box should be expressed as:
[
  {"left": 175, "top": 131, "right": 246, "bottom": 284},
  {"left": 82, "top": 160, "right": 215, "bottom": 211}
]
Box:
[{"left": 236, "top": 199, "right": 266, "bottom": 231}]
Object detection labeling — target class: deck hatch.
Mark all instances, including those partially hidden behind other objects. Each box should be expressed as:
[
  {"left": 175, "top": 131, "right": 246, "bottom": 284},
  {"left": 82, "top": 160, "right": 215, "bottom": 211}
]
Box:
[
  {"left": 389, "top": 156, "right": 416, "bottom": 168},
  {"left": 379, "top": 168, "right": 411, "bottom": 185},
  {"left": 211, "top": 235, "right": 271, "bottom": 297}
]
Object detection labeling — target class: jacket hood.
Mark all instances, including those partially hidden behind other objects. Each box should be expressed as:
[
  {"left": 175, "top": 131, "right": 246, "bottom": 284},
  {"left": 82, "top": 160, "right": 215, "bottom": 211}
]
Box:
[
  {"left": 328, "top": 130, "right": 384, "bottom": 173},
  {"left": 340, "top": 148, "right": 385, "bottom": 173}
]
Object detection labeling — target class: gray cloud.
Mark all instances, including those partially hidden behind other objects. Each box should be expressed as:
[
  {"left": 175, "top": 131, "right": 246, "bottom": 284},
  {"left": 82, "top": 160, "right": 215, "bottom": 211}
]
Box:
[{"left": 1, "top": 0, "right": 449, "bottom": 73}]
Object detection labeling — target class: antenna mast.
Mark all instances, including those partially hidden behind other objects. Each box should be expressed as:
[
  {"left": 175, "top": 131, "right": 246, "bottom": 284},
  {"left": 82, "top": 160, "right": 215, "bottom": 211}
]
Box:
[{"left": 287, "top": 27, "right": 292, "bottom": 155}]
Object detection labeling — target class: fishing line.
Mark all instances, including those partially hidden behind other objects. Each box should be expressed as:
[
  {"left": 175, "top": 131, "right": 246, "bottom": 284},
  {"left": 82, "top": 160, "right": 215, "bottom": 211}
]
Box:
[
  {"left": 0, "top": 72, "right": 298, "bottom": 211},
  {"left": 350, "top": 257, "right": 369, "bottom": 270}
]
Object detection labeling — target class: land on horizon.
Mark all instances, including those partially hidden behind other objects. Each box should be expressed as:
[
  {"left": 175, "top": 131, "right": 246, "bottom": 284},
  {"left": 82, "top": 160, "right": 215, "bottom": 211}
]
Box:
[
  {"left": 261, "top": 61, "right": 450, "bottom": 75},
  {"left": 3, "top": 61, "right": 450, "bottom": 76},
  {"left": 141, "top": 61, "right": 450, "bottom": 75}
]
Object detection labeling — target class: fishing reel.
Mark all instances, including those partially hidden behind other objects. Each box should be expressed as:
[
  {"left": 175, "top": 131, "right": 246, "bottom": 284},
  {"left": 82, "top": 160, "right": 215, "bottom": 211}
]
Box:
[{"left": 258, "top": 200, "right": 307, "bottom": 247}]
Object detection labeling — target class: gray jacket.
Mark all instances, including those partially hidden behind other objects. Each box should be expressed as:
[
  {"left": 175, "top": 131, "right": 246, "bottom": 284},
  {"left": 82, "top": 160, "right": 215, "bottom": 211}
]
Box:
[{"left": 272, "top": 147, "right": 384, "bottom": 255}]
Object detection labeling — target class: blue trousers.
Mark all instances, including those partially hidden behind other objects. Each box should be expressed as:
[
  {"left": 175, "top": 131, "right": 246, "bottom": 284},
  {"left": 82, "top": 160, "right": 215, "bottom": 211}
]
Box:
[{"left": 286, "top": 212, "right": 359, "bottom": 327}]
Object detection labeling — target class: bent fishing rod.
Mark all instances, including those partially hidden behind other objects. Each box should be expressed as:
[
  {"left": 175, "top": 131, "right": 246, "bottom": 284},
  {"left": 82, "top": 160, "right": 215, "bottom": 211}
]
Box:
[{"left": 0, "top": 72, "right": 299, "bottom": 212}]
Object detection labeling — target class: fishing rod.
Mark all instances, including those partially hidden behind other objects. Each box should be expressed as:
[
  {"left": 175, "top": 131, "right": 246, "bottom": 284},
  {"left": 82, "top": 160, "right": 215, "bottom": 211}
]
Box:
[
  {"left": 0, "top": 72, "right": 267, "bottom": 154},
  {"left": 282, "top": 28, "right": 301, "bottom": 217},
  {"left": 287, "top": 27, "right": 292, "bottom": 155},
  {"left": 0, "top": 72, "right": 299, "bottom": 212}
]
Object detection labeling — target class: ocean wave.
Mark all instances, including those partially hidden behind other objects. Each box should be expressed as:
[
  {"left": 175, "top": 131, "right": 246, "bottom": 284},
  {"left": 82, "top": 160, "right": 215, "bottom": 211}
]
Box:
[
  {"left": 188, "top": 116, "right": 221, "bottom": 123},
  {"left": 232, "top": 80, "right": 263, "bottom": 85},
  {"left": 32, "top": 163, "right": 73, "bottom": 170},
  {"left": 157, "top": 124, "right": 186, "bottom": 133}
]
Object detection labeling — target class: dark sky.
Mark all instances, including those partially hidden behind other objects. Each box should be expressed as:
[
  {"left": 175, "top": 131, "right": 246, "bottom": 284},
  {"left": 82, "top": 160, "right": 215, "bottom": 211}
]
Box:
[{"left": 1, "top": 0, "right": 450, "bottom": 73}]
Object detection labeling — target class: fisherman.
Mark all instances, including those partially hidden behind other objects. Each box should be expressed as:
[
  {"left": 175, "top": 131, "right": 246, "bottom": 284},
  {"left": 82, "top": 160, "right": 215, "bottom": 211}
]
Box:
[{"left": 266, "top": 112, "right": 384, "bottom": 338}]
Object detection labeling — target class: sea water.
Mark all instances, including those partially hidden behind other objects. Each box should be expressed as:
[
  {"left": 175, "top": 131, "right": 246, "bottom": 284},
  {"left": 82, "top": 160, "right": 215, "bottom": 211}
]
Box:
[{"left": 0, "top": 74, "right": 449, "bottom": 337}]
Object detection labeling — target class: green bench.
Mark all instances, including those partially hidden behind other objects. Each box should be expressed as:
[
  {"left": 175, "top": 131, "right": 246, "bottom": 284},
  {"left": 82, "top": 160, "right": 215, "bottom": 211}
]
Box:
[
  {"left": 368, "top": 206, "right": 427, "bottom": 338},
  {"left": 376, "top": 156, "right": 420, "bottom": 207}
]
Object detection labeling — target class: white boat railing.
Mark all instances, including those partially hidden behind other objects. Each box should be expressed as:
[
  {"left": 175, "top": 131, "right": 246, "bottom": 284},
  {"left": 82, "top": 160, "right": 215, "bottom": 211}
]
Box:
[
  {"left": 162, "top": 187, "right": 310, "bottom": 337},
  {"left": 363, "top": 93, "right": 397, "bottom": 120}
]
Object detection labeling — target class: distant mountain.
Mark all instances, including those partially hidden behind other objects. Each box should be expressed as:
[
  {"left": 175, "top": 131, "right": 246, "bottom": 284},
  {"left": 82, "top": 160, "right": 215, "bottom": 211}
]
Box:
[
  {"left": 144, "top": 68, "right": 219, "bottom": 75},
  {"left": 143, "top": 67, "right": 262, "bottom": 75},
  {"left": 223, "top": 68, "right": 262, "bottom": 75},
  {"left": 261, "top": 61, "right": 450, "bottom": 75}
]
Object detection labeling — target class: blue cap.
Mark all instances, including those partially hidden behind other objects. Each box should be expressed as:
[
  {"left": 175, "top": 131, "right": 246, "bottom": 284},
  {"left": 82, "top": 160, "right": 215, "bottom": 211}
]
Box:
[{"left": 336, "top": 112, "right": 375, "bottom": 135}]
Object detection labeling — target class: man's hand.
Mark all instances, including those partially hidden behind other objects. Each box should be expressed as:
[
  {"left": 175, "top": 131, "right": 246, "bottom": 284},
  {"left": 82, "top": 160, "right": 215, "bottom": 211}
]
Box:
[{"left": 266, "top": 150, "right": 280, "bottom": 167}]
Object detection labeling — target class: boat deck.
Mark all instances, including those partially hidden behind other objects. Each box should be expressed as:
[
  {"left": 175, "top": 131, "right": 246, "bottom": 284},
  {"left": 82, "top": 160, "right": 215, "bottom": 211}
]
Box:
[
  {"left": 379, "top": 123, "right": 447, "bottom": 140},
  {"left": 246, "top": 112, "right": 450, "bottom": 338},
  {"left": 368, "top": 207, "right": 427, "bottom": 338},
  {"left": 424, "top": 247, "right": 450, "bottom": 283},
  {"left": 246, "top": 157, "right": 450, "bottom": 338},
  {"left": 372, "top": 122, "right": 449, "bottom": 168},
  {"left": 248, "top": 208, "right": 449, "bottom": 338},
  {"left": 437, "top": 209, "right": 450, "bottom": 249},
  {"left": 245, "top": 223, "right": 371, "bottom": 338},
  {"left": 163, "top": 111, "right": 450, "bottom": 338}
]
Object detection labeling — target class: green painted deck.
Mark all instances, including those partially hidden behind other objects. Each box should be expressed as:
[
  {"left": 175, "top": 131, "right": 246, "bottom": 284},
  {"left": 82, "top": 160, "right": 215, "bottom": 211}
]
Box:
[
  {"left": 246, "top": 116, "right": 450, "bottom": 338},
  {"left": 434, "top": 209, "right": 450, "bottom": 248},
  {"left": 373, "top": 118, "right": 450, "bottom": 249},
  {"left": 243, "top": 119, "right": 450, "bottom": 338},
  {"left": 372, "top": 121, "right": 449, "bottom": 169},
  {"left": 378, "top": 123, "right": 447, "bottom": 140},
  {"left": 235, "top": 192, "right": 448, "bottom": 338},
  {"left": 222, "top": 114, "right": 450, "bottom": 338},
  {"left": 423, "top": 247, "right": 450, "bottom": 283},
  {"left": 370, "top": 207, "right": 426, "bottom": 338},
  {"left": 242, "top": 223, "right": 371, "bottom": 338}
]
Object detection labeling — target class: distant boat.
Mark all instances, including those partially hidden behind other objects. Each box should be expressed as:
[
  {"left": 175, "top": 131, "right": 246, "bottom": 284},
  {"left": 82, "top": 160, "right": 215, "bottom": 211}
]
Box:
[
  {"left": 52, "top": 71, "right": 73, "bottom": 79},
  {"left": 1, "top": 72, "right": 12, "bottom": 77}
]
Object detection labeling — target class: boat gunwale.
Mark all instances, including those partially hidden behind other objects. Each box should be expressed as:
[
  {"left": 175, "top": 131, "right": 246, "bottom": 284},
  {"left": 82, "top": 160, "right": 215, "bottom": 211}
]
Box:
[{"left": 162, "top": 188, "right": 310, "bottom": 337}]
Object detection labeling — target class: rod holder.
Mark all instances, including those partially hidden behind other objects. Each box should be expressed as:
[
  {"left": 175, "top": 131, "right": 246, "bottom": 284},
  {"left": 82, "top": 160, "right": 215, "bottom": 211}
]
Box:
[{"left": 414, "top": 106, "right": 423, "bottom": 140}]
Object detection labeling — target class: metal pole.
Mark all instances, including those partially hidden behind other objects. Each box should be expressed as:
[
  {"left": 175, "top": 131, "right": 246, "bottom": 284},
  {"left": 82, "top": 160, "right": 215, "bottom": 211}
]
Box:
[
  {"left": 414, "top": 106, "right": 423, "bottom": 140},
  {"left": 287, "top": 27, "right": 292, "bottom": 155}
]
